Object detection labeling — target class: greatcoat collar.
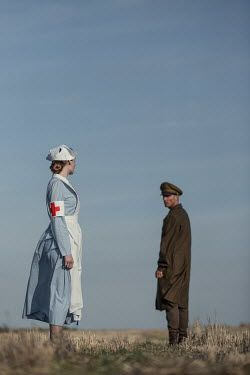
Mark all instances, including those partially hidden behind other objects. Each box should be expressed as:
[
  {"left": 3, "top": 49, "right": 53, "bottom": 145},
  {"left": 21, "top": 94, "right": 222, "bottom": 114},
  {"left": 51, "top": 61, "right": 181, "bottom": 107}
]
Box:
[
  {"left": 165, "top": 203, "right": 182, "bottom": 221},
  {"left": 170, "top": 203, "right": 182, "bottom": 211}
]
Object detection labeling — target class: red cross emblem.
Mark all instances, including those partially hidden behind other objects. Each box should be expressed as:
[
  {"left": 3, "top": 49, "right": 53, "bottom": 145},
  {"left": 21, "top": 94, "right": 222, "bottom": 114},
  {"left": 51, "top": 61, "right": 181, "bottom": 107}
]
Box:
[{"left": 50, "top": 202, "right": 61, "bottom": 217}]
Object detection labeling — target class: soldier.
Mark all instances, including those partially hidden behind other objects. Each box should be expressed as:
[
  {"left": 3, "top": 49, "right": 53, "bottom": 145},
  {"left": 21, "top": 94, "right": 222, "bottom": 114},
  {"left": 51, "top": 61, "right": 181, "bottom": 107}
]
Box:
[{"left": 155, "top": 182, "right": 191, "bottom": 345}]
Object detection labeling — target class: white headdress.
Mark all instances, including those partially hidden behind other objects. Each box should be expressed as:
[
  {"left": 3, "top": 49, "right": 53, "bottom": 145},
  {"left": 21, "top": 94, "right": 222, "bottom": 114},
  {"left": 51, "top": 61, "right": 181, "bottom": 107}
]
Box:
[{"left": 46, "top": 145, "right": 76, "bottom": 161}]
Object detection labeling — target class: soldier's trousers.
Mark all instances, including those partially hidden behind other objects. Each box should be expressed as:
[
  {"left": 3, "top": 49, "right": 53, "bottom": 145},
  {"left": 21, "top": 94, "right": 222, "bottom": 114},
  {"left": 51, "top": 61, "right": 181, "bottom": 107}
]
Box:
[{"left": 165, "top": 300, "right": 188, "bottom": 336}]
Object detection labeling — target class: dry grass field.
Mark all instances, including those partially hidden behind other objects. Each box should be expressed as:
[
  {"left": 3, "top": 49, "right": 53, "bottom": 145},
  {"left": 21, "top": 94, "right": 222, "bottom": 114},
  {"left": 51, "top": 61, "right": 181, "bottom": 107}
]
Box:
[{"left": 0, "top": 322, "right": 249, "bottom": 375}]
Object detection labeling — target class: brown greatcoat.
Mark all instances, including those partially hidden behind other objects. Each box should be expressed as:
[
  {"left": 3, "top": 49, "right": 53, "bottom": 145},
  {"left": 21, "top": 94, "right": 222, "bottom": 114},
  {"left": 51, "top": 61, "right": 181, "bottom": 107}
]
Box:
[{"left": 156, "top": 204, "right": 191, "bottom": 310}]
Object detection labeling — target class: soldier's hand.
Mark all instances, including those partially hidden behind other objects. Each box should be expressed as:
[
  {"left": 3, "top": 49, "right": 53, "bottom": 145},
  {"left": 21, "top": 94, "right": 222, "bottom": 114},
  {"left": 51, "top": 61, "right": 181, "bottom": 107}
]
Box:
[
  {"left": 155, "top": 269, "right": 164, "bottom": 279},
  {"left": 64, "top": 255, "right": 74, "bottom": 269}
]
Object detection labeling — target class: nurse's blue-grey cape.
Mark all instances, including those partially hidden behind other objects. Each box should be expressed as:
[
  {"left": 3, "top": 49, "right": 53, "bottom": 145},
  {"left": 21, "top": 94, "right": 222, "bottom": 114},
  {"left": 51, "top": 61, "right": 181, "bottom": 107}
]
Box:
[{"left": 23, "top": 174, "right": 83, "bottom": 325}]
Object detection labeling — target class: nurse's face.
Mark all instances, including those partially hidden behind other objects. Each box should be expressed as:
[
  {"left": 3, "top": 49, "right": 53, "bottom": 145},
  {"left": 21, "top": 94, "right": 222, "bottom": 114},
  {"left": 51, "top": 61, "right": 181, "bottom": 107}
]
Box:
[{"left": 68, "top": 159, "right": 76, "bottom": 175}]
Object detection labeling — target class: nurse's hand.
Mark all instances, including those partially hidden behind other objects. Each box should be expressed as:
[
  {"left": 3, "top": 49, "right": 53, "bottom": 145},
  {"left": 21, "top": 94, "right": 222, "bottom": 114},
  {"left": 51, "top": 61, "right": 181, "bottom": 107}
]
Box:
[{"left": 64, "top": 255, "right": 74, "bottom": 269}]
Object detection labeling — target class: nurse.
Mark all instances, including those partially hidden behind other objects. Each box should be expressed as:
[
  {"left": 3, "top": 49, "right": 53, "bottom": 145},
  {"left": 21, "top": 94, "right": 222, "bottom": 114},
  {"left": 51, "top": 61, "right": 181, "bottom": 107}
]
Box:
[{"left": 23, "top": 145, "right": 83, "bottom": 341}]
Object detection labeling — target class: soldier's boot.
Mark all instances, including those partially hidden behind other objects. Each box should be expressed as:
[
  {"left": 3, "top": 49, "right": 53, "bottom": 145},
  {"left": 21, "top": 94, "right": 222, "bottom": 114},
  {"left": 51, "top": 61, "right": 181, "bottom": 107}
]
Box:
[
  {"left": 178, "top": 331, "right": 188, "bottom": 344},
  {"left": 168, "top": 329, "right": 179, "bottom": 346}
]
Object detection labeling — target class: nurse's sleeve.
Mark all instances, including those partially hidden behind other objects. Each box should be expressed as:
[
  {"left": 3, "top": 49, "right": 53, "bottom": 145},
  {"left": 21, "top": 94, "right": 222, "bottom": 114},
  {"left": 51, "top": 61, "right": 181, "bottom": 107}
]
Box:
[{"left": 48, "top": 180, "right": 71, "bottom": 257}]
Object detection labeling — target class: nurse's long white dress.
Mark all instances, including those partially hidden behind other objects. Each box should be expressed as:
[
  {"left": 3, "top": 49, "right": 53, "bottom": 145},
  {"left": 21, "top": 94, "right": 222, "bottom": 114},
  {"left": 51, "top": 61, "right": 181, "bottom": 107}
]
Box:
[{"left": 23, "top": 174, "right": 83, "bottom": 325}]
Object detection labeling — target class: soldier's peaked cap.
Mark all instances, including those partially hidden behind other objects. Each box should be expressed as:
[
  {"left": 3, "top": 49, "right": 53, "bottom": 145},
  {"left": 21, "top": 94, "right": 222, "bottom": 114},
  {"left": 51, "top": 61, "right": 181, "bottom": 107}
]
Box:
[{"left": 160, "top": 182, "right": 183, "bottom": 196}]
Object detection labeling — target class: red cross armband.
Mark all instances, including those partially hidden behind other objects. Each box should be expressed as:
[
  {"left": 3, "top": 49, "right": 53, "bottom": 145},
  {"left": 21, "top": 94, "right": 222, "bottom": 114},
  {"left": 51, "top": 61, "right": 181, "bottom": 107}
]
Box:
[{"left": 49, "top": 201, "right": 65, "bottom": 217}]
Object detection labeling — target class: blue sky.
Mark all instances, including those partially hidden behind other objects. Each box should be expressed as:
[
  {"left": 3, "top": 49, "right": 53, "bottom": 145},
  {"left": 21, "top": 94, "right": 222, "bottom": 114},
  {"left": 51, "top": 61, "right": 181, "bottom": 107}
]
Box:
[{"left": 0, "top": 0, "right": 249, "bottom": 329}]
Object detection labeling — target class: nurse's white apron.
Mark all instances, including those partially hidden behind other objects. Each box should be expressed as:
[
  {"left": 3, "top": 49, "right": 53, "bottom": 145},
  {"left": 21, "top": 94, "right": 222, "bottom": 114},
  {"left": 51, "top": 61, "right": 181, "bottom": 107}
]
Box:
[
  {"left": 49, "top": 173, "right": 83, "bottom": 323},
  {"left": 65, "top": 205, "right": 83, "bottom": 322}
]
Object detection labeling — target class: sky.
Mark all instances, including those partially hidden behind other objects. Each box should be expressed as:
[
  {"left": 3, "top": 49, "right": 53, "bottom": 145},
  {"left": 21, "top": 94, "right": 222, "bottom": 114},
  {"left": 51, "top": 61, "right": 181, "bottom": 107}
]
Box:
[{"left": 0, "top": 0, "right": 249, "bottom": 329}]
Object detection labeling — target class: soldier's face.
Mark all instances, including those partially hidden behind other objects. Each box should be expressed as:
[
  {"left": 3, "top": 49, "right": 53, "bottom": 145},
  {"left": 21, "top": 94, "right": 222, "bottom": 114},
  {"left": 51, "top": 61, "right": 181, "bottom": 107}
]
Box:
[{"left": 163, "top": 194, "right": 179, "bottom": 208}]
